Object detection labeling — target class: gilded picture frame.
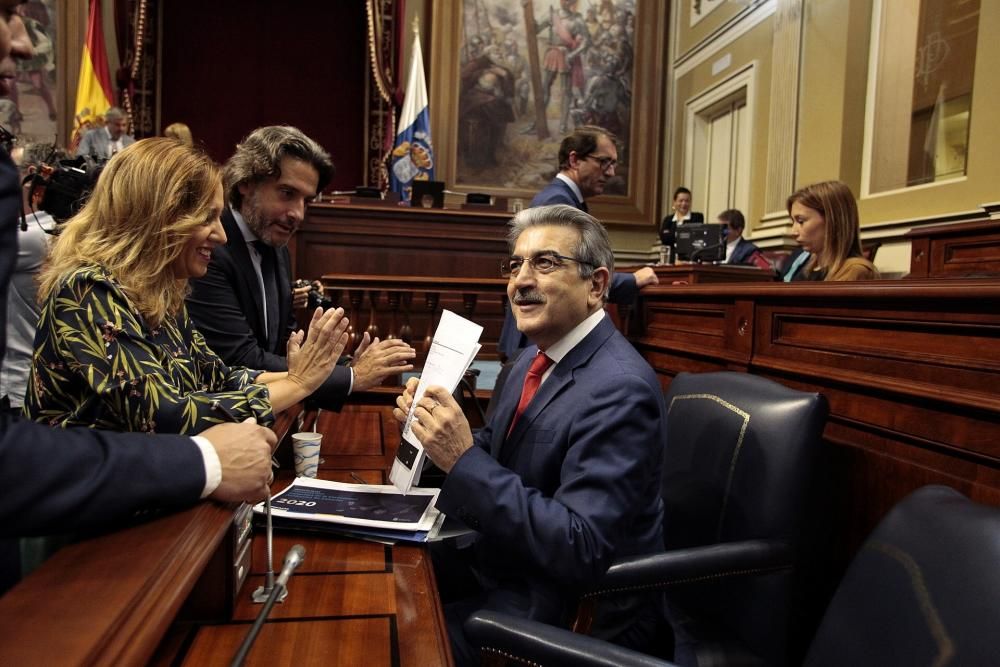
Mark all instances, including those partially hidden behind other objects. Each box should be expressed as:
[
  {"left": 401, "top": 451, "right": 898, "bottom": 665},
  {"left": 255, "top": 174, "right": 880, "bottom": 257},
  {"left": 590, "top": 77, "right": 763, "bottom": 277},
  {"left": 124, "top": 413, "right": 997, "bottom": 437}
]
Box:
[{"left": 429, "top": 0, "right": 666, "bottom": 228}]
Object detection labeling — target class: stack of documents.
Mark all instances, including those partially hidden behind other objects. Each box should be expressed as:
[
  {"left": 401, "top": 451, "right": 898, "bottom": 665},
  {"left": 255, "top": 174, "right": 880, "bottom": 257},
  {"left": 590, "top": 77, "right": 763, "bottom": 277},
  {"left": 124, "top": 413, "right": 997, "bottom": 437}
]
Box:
[{"left": 253, "top": 477, "right": 443, "bottom": 543}]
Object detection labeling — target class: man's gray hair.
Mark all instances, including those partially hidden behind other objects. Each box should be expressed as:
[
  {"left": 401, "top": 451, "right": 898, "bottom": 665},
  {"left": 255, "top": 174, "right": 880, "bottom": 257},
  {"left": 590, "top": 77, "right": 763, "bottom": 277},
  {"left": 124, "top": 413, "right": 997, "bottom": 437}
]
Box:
[
  {"left": 224, "top": 125, "right": 334, "bottom": 209},
  {"left": 104, "top": 107, "right": 126, "bottom": 121},
  {"left": 507, "top": 204, "right": 615, "bottom": 297}
]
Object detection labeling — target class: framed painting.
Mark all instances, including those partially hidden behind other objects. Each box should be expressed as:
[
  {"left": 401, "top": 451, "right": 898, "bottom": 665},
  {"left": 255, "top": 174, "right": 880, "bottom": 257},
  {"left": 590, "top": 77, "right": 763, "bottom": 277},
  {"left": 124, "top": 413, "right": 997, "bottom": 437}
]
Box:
[{"left": 429, "top": 0, "right": 666, "bottom": 228}]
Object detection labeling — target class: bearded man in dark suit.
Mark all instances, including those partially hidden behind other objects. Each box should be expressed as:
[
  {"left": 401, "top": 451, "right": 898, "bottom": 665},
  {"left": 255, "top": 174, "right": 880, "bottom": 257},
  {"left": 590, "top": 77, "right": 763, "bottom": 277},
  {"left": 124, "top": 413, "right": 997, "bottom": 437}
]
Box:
[{"left": 187, "top": 126, "right": 414, "bottom": 407}]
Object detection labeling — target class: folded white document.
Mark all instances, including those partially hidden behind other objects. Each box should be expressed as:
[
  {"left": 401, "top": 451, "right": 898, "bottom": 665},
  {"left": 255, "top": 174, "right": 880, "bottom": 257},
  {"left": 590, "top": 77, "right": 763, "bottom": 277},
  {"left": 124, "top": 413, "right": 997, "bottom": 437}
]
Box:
[{"left": 390, "top": 309, "right": 483, "bottom": 493}]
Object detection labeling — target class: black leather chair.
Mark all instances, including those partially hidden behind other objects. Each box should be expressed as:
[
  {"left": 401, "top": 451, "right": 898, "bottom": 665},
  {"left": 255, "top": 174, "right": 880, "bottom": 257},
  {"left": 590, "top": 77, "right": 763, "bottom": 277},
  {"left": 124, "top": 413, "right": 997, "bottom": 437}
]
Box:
[
  {"left": 571, "top": 372, "right": 827, "bottom": 664},
  {"left": 466, "top": 485, "right": 1000, "bottom": 667}
]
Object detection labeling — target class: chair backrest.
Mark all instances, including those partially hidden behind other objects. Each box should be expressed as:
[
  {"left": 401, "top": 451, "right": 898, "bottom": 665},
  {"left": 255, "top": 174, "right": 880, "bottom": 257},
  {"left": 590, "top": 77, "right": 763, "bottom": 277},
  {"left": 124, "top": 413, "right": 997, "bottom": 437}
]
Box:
[
  {"left": 805, "top": 485, "right": 1000, "bottom": 666},
  {"left": 661, "top": 372, "right": 828, "bottom": 548},
  {"left": 660, "top": 371, "right": 828, "bottom": 664}
]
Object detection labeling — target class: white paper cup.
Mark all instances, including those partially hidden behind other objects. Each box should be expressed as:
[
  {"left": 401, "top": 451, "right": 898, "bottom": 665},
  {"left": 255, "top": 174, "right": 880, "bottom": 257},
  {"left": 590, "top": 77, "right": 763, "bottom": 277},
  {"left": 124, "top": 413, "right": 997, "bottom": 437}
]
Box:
[{"left": 291, "top": 432, "right": 322, "bottom": 477}]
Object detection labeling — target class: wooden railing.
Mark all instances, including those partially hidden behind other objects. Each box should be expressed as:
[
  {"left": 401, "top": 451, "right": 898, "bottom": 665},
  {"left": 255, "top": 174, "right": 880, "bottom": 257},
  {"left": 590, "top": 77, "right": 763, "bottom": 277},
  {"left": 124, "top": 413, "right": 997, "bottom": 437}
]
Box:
[{"left": 321, "top": 274, "right": 509, "bottom": 361}]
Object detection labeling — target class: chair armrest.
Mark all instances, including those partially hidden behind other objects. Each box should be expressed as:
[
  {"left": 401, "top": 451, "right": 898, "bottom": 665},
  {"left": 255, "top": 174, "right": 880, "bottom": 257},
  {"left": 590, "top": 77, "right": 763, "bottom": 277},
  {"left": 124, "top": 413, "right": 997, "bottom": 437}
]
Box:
[
  {"left": 586, "top": 539, "right": 793, "bottom": 598},
  {"left": 465, "top": 611, "right": 676, "bottom": 667}
]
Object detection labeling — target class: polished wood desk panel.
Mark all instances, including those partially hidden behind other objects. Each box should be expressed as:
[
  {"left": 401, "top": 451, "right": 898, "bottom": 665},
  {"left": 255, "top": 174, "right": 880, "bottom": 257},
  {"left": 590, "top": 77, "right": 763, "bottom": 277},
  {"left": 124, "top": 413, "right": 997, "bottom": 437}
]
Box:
[
  {"left": 0, "top": 408, "right": 452, "bottom": 667},
  {"left": 175, "top": 411, "right": 453, "bottom": 667},
  {"left": 298, "top": 202, "right": 510, "bottom": 280},
  {"left": 647, "top": 262, "right": 777, "bottom": 284},
  {"left": 634, "top": 278, "right": 1000, "bottom": 550},
  {"left": 181, "top": 523, "right": 450, "bottom": 666},
  {"left": 905, "top": 217, "right": 1000, "bottom": 278}
]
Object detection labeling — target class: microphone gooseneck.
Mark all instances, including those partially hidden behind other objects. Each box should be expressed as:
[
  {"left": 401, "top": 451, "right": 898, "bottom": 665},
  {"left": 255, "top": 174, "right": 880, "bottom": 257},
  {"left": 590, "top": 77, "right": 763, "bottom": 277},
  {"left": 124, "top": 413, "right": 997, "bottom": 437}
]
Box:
[{"left": 231, "top": 545, "right": 307, "bottom": 667}]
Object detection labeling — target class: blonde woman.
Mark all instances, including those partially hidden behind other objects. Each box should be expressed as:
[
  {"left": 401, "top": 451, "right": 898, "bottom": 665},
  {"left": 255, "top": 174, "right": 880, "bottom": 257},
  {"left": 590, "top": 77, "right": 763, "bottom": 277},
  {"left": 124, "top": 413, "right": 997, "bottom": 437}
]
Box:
[
  {"left": 785, "top": 180, "right": 879, "bottom": 281},
  {"left": 25, "top": 138, "right": 349, "bottom": 434},
  {"left": 164, "top": 121, "right": 194, "bottom": 146}
]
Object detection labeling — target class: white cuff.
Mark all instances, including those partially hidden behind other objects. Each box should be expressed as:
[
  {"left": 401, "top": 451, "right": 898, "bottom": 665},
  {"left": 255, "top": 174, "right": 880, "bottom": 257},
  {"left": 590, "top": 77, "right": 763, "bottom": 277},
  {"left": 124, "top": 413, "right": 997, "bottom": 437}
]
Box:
[
  {"left": 192, "top": 435, "right": 222, "bottom": 499},
  {"left": 347, "top": 367, "right": 354, "bottom": 395}
]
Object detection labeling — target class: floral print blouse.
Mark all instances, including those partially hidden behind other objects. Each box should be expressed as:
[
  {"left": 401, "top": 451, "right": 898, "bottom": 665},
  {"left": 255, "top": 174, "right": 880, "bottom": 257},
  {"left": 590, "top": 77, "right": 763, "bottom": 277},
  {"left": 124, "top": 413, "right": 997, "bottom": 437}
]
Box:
[{"left": 23, "top": 265, "right": 273, "bottom": 434}]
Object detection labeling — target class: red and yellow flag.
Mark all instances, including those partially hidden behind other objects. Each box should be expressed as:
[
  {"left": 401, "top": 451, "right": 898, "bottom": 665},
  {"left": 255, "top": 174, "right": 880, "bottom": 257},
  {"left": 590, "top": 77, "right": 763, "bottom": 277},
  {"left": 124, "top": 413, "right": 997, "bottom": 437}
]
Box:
[{"left": 71, "top": 0, "right": 114, "bottom": 149}]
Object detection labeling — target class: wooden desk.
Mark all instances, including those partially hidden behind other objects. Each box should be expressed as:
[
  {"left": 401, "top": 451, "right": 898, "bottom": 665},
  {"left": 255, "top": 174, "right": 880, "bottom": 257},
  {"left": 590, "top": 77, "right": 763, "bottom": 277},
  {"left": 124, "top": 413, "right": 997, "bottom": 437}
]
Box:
[
  {"left": 0, "top": 407, "right": 452, "bottom": 666},
  {"left": 646, "top": 262, "right": 777, "bottom": 284},
  {"left": 905, "top": 217, "right": 1000, "bottom": 278},
  {"left": 634, "top": 278, "right": 1000, "bottom": 549},
  {"left": 298, "top": 202, "right": 509, "bottom": 280}
]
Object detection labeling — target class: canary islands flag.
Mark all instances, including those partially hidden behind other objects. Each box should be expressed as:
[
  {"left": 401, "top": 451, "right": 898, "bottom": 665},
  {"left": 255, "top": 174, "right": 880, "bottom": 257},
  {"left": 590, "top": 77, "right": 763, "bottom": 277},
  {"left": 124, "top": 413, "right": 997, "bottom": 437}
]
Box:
[
  {"left": 72, "top": 0, "right": 114, "bottom": 149},
  {"left": 390, "top": 28, "right": 434, "bottom": 203}
]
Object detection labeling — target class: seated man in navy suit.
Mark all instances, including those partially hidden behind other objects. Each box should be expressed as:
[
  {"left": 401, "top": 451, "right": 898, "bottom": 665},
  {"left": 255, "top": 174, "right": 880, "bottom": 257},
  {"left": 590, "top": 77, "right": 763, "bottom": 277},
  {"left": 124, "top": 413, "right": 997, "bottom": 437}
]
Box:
[
  {"left": 187, "top": 126, "right": 415, "bottom": 408},
  {"left": 719, "top": 208, "right": 760, "bottom": 265},
  {"left": 498, "top": 125, "right": 658, "bottom": 360},
  {"left": 394, "top": 204, "right": 666, "bottom": 665}
]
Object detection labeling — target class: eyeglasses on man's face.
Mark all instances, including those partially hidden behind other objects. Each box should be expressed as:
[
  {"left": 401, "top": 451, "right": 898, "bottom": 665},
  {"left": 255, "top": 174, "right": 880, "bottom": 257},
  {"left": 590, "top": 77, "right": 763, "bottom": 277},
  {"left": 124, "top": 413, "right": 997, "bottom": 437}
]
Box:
[
  {"left": 583, "top": 154, "right": 618, "bottom": 172},
  {"left": 501, "top": 252, "right": 597, "bottom": 278}
]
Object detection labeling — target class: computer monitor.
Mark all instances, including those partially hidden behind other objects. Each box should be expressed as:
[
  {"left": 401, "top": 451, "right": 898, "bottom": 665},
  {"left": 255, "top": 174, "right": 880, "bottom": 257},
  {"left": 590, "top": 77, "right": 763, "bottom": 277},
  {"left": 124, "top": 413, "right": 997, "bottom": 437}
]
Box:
[{"left": 675, "top": 223, "right": 727, "bottom": 262}]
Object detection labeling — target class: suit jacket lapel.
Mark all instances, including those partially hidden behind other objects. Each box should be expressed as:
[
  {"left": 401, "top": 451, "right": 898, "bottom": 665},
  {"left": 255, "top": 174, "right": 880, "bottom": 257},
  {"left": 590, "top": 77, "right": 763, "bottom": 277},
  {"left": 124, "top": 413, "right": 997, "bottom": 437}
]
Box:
[
  {"left": 275, "top": 247, "right": 292, "bottom": 346},
  {"left": 222, "top": 209, "right": 269, "bottom": 341},
  {"left": 498, "top": 317, "right": 616, "bottom": 463}
]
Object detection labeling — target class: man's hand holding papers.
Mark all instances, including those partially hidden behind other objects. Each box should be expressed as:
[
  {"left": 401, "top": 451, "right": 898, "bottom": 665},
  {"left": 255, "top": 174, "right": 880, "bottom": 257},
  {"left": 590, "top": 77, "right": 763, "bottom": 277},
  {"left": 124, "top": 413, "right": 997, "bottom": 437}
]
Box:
[
  {"left": 393, "top": 379, "right": 473, "bottom": 472},
  {"left": 388, "top": 310, "right": 482, "bottom": 492}
]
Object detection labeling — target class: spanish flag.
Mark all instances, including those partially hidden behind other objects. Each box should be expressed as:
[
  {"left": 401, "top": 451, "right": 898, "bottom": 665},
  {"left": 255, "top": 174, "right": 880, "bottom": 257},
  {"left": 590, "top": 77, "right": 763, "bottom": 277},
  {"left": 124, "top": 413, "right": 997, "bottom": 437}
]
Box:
[{"left": 71, "top": 0, "right": 114, "bottom": 148}]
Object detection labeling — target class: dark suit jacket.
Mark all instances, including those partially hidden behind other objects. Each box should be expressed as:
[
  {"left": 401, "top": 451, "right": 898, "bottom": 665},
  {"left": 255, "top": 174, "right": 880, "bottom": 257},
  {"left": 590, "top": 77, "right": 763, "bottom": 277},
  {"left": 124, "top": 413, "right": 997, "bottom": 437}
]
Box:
[
  {"left": 530, "top": 177, "right": 587, "bottom": 210},
  {"left": 186, "top": 209, "right": 350, "bottom": 408},
  {"left": 0, "top": 414, "right": 203, "bottom": 537},
  {"left": 499, "top": 178, "right": 640, "bottom": 359},
  {"left": 727, "top": 237, "right": 760, "bottom": 265},
  {"left": 437, "top": 315, "right": 665, "bottom": 622}
]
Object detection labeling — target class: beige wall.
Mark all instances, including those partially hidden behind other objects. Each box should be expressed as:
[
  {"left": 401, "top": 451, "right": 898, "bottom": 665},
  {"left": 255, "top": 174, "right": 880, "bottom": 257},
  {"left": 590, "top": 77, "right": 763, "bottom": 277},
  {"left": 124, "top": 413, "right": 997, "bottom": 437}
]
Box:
[{"left": 660, "top": 0, "right": 1000, "bottom": 275}]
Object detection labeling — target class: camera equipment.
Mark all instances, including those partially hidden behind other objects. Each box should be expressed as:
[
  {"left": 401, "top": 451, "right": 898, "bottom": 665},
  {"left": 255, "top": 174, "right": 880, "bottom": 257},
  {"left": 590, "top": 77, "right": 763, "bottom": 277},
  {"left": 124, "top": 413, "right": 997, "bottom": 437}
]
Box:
[
  {"left": 675, "top": 223, "right": 727, "bottom": 262},
  {"left": 23, "top": 154, "right": 106, "bottom": 231},
  {"left": 293, "top": 279, "right": 333, "bottom": 310}
]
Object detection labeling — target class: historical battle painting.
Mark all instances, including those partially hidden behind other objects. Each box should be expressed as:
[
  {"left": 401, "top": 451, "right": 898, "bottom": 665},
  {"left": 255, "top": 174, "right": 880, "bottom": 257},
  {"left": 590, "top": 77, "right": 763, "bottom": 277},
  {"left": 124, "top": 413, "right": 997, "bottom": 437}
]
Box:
[{"left": 455, "top": 0, "right": 637, "bottom": 195}]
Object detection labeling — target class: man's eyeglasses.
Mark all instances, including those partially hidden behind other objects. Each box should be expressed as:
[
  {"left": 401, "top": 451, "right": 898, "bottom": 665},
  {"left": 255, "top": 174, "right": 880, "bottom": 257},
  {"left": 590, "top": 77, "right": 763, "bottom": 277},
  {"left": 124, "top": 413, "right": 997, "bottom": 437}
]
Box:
[
  {"left": 501, "top": 253, "right": 597, "bottom": 277},
  {"left": 584, "top": 154, "right": 618, "bottom": 172}
]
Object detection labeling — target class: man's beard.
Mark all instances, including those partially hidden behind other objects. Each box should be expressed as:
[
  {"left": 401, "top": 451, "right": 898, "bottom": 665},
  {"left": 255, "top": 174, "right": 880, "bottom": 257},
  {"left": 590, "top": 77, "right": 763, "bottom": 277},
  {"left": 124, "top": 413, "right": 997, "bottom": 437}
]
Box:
[{"left": 242, "top": 193, "right": 287, "bottom": 248}]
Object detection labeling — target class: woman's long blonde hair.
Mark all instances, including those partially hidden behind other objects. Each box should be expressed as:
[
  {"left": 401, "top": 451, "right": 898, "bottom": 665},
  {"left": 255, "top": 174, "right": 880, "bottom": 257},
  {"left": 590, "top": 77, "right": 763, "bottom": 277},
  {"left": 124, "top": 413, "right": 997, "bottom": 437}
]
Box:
[
  {"left": 39, "top": 138, "right": 221, "bottom": 328},
  {"left": 786, "top": 180, "right": 865, "bottom": 281}
]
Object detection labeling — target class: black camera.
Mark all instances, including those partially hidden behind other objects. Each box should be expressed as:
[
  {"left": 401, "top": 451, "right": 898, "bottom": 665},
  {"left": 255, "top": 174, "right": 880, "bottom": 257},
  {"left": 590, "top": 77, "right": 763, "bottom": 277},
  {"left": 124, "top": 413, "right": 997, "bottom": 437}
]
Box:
[
  {"left": 28, "top": 156, "right": 106, "bottom": 225},
  {"left": 293, "top": 279, "right": 333, "bottom": 310}
]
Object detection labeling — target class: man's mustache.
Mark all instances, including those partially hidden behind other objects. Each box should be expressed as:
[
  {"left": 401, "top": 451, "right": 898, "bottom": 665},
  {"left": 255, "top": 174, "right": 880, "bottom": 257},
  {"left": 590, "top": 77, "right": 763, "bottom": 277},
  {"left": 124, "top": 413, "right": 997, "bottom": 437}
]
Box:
[{"left": 513, "top": 291, "right": 545, "bottom": 305}]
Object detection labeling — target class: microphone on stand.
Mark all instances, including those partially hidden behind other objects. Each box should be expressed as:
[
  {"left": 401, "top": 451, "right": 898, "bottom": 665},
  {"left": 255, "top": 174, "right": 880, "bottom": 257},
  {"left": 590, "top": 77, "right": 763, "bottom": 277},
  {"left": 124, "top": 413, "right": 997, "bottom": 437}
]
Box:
[
  {"left": 231, "top": 544, "right": 307, "bottom": 667},
  {"left": 275, "top": 544, "right": 306, "bottom": 588}
]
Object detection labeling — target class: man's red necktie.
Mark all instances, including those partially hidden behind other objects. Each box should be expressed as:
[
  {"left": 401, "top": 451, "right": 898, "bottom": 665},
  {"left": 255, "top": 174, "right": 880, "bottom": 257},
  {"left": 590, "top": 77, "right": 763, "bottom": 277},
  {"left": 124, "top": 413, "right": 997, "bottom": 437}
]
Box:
[{"left": 508, "top": 352, "right": 554, "bottom": 437}]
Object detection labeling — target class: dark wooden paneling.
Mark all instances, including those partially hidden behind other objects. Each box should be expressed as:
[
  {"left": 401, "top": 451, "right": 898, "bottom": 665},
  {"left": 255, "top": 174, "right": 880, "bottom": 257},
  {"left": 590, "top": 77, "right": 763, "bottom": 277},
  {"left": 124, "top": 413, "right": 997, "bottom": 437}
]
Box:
[
  {"left": 906, "top": 218, "right": 1000, "bottom": 278},
  {"left": 298, "top": 203, "right": 511, "bottom": 279},
  {"left": 636, "top": 279, "right": 1000, "bottom": 547}
]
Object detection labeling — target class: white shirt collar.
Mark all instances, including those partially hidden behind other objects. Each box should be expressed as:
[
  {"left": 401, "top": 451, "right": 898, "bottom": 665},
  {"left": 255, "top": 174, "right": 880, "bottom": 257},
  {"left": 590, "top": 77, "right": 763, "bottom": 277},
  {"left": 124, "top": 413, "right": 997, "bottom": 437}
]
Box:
[
  {"left": 540, "top": 308, "right": 605, "bottom": 366},
  {"left": 555, "top": 172, "right": 584, "bottom": 207},
  {"left": 725, "top": 236, "right": 740, "bottom": 261}
]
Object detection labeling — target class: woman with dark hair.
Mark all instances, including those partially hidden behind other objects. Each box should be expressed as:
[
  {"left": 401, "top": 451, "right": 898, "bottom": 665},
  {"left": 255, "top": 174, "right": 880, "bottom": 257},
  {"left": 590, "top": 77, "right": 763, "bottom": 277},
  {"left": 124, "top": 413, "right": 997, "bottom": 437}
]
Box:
[
  {"left": 784, "top": 180, "right": 878, "bottom": 281},
  {"left": 24, "top": 138, "right": 349, "bottom": 434},
  {"left": 658, "top": 186, "right": 704, "bottom": 246}
]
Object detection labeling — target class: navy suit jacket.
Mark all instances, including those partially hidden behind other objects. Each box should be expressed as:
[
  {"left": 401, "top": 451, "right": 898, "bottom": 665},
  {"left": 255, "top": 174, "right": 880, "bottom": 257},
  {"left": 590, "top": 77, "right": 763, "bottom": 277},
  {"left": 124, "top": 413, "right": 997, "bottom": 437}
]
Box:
[
  {"left": 530, "top": 177, "right": 587, "bottom": 210},
  {"left": 436, "top": 315, "right": 665, "bottom": 620},
  {"left": 499, "top": 178, "right": 640, "bottom": 359},
  {"left": 727, "top": 237, "right": 760, "bottom": 265},
  {"left": 186, "top": 209, "right": 350, "bottom": 408}
]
